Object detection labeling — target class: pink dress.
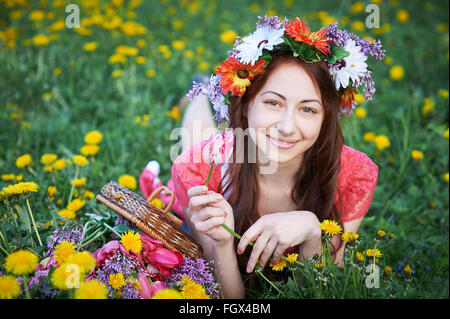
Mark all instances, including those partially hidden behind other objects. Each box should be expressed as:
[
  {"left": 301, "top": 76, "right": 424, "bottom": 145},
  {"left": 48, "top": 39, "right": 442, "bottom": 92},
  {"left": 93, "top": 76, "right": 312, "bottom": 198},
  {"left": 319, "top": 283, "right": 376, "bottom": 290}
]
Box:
[{"left": 140, "top": 138, "right": 378, "bottom": 225}]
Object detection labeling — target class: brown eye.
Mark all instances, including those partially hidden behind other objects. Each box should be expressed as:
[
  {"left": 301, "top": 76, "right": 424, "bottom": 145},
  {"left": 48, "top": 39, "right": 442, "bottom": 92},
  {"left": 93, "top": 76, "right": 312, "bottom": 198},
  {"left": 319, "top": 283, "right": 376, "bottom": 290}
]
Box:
[
  {"left": 301, "top": 107, "right": 315, "bottom": 114},
  {"left": 264, "top": 100, "right": 281, "bottom": 108}
]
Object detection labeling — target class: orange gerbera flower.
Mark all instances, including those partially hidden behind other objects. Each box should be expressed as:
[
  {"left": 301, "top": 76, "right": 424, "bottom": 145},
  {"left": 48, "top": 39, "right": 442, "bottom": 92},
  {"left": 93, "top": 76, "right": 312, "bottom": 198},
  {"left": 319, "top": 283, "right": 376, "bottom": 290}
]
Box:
[
  {"left": 214, "top": 57, "right": 266, "bottom": 96},
  {"left": 285, "top": 17, "right": 331, "bottom": 55}
]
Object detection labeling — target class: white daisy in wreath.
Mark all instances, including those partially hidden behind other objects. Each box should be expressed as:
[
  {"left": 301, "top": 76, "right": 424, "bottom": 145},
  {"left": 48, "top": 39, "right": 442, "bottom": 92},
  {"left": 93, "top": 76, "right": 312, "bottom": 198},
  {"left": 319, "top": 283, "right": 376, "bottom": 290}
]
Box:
[
  {"left": 330, "top": 39, "right": 368, "bottom": 90},
  {"left": 236, "top": 26, "right": 285, "bottom": 65}
]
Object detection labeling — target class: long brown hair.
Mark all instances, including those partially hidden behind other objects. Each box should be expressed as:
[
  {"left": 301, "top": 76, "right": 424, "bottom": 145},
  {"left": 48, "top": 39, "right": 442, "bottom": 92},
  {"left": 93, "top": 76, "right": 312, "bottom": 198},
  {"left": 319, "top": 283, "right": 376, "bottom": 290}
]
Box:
[{"left": 220, "top": 50, "right": 345, "bottom": 265}]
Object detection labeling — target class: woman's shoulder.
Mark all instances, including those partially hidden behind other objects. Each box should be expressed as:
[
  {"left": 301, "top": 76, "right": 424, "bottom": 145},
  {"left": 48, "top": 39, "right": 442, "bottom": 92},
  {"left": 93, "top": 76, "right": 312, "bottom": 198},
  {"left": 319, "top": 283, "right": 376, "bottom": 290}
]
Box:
[{"left": 340, "top": 144, "right": 378, "bottom": 180}]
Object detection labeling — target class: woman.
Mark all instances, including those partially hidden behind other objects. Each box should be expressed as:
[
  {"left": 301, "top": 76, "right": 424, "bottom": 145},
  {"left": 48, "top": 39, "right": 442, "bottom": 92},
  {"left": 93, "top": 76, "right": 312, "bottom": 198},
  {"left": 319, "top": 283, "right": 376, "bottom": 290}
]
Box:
[{"left": 140, "top": 17, "right": 382, "bottom": 298}]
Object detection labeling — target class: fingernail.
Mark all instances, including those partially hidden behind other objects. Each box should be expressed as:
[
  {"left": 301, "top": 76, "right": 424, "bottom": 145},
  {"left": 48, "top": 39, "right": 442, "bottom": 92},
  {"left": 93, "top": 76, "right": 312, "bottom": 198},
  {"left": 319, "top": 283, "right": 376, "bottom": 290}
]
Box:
[{"left": 246, "top": 266, "right": 252, "bottom": 273}]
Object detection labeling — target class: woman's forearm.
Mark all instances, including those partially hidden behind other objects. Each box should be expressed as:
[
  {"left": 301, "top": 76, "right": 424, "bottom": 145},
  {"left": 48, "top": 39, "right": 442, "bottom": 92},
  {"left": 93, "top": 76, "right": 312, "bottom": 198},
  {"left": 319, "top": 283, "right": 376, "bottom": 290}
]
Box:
[{"left": 207, "top": 240, "right": 245, "bottom": 299}]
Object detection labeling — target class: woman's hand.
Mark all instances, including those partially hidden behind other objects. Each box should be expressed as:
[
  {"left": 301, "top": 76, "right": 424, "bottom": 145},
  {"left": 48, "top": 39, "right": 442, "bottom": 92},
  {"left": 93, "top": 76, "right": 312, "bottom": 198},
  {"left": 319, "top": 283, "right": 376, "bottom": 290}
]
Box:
[
  {"left": 237, "top": 210, "right": 322, "bottom": 273},
  {"left": 186, "top": 185, "right": 235, "bottom": 245}
]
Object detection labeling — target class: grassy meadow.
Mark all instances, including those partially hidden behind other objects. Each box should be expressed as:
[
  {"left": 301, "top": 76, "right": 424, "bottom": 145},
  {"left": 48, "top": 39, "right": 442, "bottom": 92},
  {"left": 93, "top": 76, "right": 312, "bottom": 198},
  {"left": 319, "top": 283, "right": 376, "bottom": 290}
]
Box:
[{"left": 0, "top": 0, "right": 448, "bottom": 299}]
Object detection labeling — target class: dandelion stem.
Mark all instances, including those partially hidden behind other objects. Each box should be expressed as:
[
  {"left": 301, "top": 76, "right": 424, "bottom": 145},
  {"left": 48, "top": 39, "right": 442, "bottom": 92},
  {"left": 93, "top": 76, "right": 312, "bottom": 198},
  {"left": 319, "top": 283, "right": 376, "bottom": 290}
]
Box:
[
  {"left": 205, "top": 164, "right": 214, "bottom": 187},
  {"left": 255, "top": 268, "right": 283, "bottom": 296},
  {"left": 292, "top": 269, "right": 303, "bottom": 298},
  {"left": 0, "top": 243, "right": 9, "bottom": 255},
  {"left": 103, "top": 222, "right": 121, "bottom": 237},
  {"left": 67, "top": 165, "right": 79, "bottom": 206},
  {"left": 26, "top": 198, "right": 43, "bottom": 246},
  {"left": 23, "top": 277, "right": 31, "bottom": 299}
]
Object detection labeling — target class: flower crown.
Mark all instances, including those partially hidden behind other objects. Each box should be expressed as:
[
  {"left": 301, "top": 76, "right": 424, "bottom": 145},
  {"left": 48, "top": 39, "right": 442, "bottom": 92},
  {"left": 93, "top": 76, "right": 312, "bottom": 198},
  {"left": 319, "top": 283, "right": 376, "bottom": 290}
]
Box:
[{"left": 187, "top": 15, "right": 386, "bottom": 126}]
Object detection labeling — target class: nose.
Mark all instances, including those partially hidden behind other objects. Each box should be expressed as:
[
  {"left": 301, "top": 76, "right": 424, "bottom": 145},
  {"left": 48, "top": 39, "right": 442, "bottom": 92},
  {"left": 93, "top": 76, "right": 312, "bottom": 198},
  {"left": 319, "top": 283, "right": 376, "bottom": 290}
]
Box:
[{"left": 276, "top": 108, "right": 296, "bottom": 137}]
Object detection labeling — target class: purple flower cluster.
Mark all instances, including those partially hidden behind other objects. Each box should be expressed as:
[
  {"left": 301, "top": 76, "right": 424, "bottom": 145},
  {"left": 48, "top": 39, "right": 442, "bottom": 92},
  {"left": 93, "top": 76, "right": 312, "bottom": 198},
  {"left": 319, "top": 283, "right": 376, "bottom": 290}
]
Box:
[
  {"left": 326, "top": 22, "right": 386, "bottom": 61},
  {"left": 186, "top": 75, "right": 230, "bottom": 125},
  {"left": 46, "top": 221, "right": 83, "bottom": 257},
  {"left": 227, "top": 36, "right": 242, "bottom": 61},
  {"left": 94, "top": 250, "right": 142, "bottom": 299},
  {"left": 256, "top": 15, "right": 287, "bottom": 31},
  {"left": 164, "top": 257, "right": 222, "bottom": 299}
]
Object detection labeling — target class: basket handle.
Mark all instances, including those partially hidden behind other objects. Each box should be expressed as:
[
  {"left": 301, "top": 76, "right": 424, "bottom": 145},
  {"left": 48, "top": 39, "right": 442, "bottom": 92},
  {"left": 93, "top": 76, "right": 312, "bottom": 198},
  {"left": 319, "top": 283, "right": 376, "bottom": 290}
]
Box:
[{"left": 147, "top": 186, "right": 183, "bottom": 226}]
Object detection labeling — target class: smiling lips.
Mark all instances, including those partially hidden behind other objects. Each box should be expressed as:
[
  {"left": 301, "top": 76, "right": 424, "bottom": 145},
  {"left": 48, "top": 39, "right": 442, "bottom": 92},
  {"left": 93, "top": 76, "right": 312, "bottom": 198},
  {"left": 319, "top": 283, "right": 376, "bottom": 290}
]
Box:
[{"left": 266, "top": 135, "right": 301, "bottom": 149}]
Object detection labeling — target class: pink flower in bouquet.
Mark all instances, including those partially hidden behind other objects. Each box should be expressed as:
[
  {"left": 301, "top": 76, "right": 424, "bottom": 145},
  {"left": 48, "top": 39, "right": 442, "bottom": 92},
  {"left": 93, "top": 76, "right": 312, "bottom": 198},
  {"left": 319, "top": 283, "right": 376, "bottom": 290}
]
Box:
[
  {"left": 141, "top": 233, "right": 164, "bottom": 257},
  {"left": 147, "top": 247, "right": 183, "bottom": 279},
  {"left": 93, "top": 240, "right": 129, "bottom": 267},
  {"left": 202, "top": 130, "right": 234, "bottom": 167},
  {"left": 137, "top": 273, "right": 166, "bottom": 299}
]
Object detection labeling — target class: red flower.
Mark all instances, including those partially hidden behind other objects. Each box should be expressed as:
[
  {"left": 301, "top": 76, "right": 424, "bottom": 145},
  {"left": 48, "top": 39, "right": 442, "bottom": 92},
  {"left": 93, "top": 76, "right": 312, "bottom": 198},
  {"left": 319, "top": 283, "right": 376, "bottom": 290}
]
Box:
[
  {"left": 146, "top": 247, "right": 183, "bottom": 279},
  {"left": 339, "top": 88, "right": 357, "bottom": 112},
  {"left": 137, "top": 273, "right": 166, "bottom": 299},
  {"left": 285, "top": 17, "right": 331, "bottom": 55},
  {"left": 214, "top": 57, "right": 266, "bottom": 96}
]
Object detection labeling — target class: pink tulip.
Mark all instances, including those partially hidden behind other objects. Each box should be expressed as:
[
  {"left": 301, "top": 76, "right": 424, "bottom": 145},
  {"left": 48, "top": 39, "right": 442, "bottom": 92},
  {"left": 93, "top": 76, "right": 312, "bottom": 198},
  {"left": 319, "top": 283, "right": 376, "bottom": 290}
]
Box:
[
  {"left": 147, "top": 247, "right": 183, "bottom": 279},
  {"left": 93, "top": 240, "right": 129, "bottom": 267},
  {"left": 140, "top": 233, "right": 164, "bottom": 257},
  {"left": 150, "top": 281, "right": 166, "bottom": 297},
  {"left": 137, "top": 273, "right": 167, "bottom": 299},
  {"left": 202, "top": 130, "right": 234, "bottom": 167}
]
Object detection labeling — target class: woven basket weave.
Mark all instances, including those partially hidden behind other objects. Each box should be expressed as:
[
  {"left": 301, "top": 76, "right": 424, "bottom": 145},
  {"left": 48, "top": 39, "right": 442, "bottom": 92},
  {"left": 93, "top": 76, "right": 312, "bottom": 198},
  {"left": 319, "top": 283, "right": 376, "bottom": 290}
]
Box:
[{"left": 96, "top": 181, "right": 202, "bottom": 259}]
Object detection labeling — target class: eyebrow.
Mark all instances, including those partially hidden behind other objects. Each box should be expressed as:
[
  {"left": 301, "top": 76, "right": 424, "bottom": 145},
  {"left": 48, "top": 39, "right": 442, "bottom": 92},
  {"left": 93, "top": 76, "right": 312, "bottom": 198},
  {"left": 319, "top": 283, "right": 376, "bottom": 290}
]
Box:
[{"left": 261, "top": 90, "right": 323, "bottom": 107}]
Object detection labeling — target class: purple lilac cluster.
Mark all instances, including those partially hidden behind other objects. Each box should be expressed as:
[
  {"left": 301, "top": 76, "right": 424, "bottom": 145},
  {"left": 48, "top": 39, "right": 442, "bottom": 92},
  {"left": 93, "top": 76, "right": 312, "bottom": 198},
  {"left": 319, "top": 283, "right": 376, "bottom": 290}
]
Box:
[
  {"left": 46, "top": 221, "right": 83, "bottom": 257},
  {"left": 164, "top": 257, "right": 221, "bottom": 299},
  {"left": 227, "top": 36, "right": 242, "bottom": 61},
  {"left": 94, "top": 250, "right": 142, "bottom": 299},
  {"left": 256, "top": 15, "right": 288, "bottom": 31},
  {"left": 187, "top": 75, "right": 229, "bottom": 125},
  {"left": 326, "top": 22, "right": 386, "bottom": 60}
]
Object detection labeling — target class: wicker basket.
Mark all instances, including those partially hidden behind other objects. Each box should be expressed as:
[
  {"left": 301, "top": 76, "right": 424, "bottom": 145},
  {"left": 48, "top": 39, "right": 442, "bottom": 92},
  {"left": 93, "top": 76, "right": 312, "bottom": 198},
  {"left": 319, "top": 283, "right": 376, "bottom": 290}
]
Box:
[{"left": 96, "top": 181, "right": 202, "bottom": 259}]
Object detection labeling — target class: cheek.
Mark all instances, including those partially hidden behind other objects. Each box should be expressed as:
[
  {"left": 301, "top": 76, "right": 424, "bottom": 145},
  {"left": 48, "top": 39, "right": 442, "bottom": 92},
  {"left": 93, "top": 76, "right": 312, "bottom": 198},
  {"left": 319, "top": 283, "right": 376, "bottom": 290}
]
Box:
[{"left": 297, "top": 116, "right": 323, "bottom": 140}]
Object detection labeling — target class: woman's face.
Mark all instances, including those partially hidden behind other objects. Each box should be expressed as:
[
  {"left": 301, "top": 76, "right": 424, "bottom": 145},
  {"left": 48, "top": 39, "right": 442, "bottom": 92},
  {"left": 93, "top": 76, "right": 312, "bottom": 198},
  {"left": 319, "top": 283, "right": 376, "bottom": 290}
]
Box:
[{"left": 247, "top": 62, "right": 325, "bottom": 167}]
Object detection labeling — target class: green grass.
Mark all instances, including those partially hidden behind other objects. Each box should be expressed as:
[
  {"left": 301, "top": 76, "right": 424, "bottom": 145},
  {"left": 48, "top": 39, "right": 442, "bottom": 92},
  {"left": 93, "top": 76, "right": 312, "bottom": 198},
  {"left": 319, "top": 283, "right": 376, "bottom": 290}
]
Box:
[{"left": 0, "top": 0, "right": 448, "bottom": 298}]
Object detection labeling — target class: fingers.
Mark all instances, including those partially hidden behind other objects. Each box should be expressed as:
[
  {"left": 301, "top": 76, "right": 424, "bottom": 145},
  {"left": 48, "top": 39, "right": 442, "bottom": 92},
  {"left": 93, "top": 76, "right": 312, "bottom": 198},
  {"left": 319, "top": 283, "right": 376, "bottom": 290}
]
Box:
[
  {"left": 187, "top": 185, "right": 208, "bottom": 198},
  {"left": 188, "top": 191, "right": 223, "bottom": 210},
  {"left": 245, "top": 232, "right": 270, "bottom": 273},
  {"left": 258, "top": 238, "right": 278, "bottom": 269},
  {"left": 193, "top": 216, "right": 226, "bottom": 233},
  {"left": 237, "top": 222, "right": 262, "bottom": 255},
  {"left": 272, "top": 243, "right": 289, "bottom": 265},
  {"left": 192, "top": 206, "right": 226, "bottom": 223}
]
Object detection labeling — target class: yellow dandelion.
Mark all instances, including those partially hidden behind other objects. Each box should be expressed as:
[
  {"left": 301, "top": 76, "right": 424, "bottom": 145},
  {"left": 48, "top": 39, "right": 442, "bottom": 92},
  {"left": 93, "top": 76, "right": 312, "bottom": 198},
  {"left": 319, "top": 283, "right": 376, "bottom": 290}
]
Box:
[
  {"left": 220, "top": 30, "right": 237, "bottom": 44},
  {"left": 120, "top": 230, "right": 142, "bottom": 254},
  {"left": 32, "top": 34, "right": 50, "bottom": 46},
  {"left": 355, "top": 252, "right": 365, "bottom": 262},
  {"left": 80, "top": 144, "right": 99, "bottom": 156},
  {"left": 396, "top": 9, "right": 409, "bottom": 23},
  {"left": 355, "top": 107, "right": 367, "bottom": 118},
  {"left": 112, "top": 70, "right": 123, "bottom": 78},
  {"left": 363, "top": 131, "right": 376, "bottom": 142},
  {"left": 118, "top": 174, "right": 137, "bottom": 190},
  {"left": 319, "top": 219, "right": 342, "bottom": 236},
  {"left": 366, "top": 248, "right": 382, "bottom": 258},
  {"left": 443, "top": 172, "right": 449, "bottom": 183},
  {"left": 1, "top": 174, "right": 15, "bottom": 182},
  {"left": 16, "top": 154, "right": 32, "bottom": 168},
  {"left": 422, "top": 97, "right": 434, "bottom": 116},
  {"left": 83, "top": 42, "right": 98, "bottom": 51},
  {"left": 411, "top": 150, "right": 424, "bottom": 160},
  {"left": 376, "top": 229, "right": 386, "bottom": 238},
  {"left": 374, "top": 135, "right": 390, "bottom": 150},
  {"left": 341, "top": 232, "right": 359, "bottom": 243},
  {"left": 52, "top": 158, "right": 67, "bottom": 170},
  {"left": 384, "top": 266, "right": 392, "bottom": 276},
  {"left": 41, "top": 153, "right": 58, "bottom": 165},
  {"left": 180, "top": 275, "right": 209, "bottom": 299},
  {"left": 166, "top": 106, "right": 181, "bottom": 121},
  {"left": 73, "top": 155, "right": 89, "bottom": 167},
  {"left": 74, "top": 279, "right": 108, "bottom": 299},
  {"left": 53, "top": 240, "right": 77, "bottom": 265},
  {"left": 146, "top": 69, "right": 156, "bottom": 77},
  {"left": 389, "top": 65, "right": 404, "bottom": 80},
  {"left": 30, "top": 10, "right": 45, "bottom": 21},
  {"left": 0, "top": 275, "right": 21, "bottom": 299},
  {"left": 82, "top": 190, "right": 95, "bottom": 199},
  {"left": 403, "top": 265, "right": 413, "bottom": 277},
  {"left": 136, "top": 56, "right": 146, "bottom": 64},
  {"left": 57, "top": 208, "right": 76, "bottom": 219},
  {"left": 84, "top": 130, "right": 103, "bottom": 144},
  {"left": 444, "top": 128, "right": 449, "bottom": 139},
  {"left": 70, "top": 177, "right": 87, "bottom": 188},
  {"left": 65, "top": 251, "right": 96, "bottom": 274},
  {"left": 67, "top": 198, "right": 85, "bottom": 212},
  {"left": 438, "top": 89, "right": 449, "bottom": 98},
  {"left": 4, "top": 250, "right": 39, "bottom": 276},
  {"left": 109, "top": 53, "right": 127, "bottom": 64},
  {"left": 151, "top": 288, "right": 183, "bottom": 299},
  {"left": 149, "top": 198, "right": 165, "bottom": 209},
  {"left": 286, "top": 253, "right": 298, "bottom": 265},
  {"left": 109, "top": 273, "right": 126, "bottom": 289},
  {"left": 172, "top": 40, "right": 186, "bottom": 50},
  {"left": 351, "top": 1, "right": 364, "bottom": 14},
  {"left": 270, "top": 258, "right": 287, "bottom": 271},
  {"left": 315, "top": 263, "right": 324, "bottom": 269}
]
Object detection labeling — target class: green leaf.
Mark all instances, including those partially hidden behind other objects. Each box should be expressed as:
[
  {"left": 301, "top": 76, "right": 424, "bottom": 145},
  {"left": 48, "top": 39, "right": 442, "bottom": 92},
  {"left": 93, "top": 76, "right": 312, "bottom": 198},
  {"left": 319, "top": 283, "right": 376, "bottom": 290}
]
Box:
[{"left": 330, "top": 45, "right": 350, "bottom": 61}]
